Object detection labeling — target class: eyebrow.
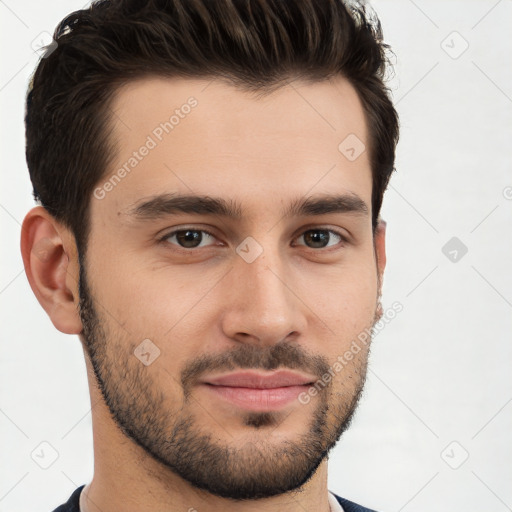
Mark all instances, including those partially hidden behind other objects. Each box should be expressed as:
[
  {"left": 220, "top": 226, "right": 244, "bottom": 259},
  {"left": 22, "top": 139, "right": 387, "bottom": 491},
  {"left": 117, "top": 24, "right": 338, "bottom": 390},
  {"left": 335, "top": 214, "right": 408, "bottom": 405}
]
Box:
[{"left": 124, "top": 192, "right": 369, "bottom": 221}]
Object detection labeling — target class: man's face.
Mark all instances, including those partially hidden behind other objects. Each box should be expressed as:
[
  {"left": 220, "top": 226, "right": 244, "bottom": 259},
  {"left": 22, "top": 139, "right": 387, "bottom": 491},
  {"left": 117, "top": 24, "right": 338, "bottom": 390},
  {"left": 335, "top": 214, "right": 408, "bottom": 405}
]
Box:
[{"left": 79, "top": 76, "right": 383, "bottom": 499}]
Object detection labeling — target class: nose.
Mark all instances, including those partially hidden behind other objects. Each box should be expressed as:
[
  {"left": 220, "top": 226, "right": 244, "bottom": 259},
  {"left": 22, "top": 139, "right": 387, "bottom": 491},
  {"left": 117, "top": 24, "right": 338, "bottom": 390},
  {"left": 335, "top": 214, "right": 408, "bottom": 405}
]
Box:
[{"left": 220, "top": 247, "right": 307, "bottom": 346}]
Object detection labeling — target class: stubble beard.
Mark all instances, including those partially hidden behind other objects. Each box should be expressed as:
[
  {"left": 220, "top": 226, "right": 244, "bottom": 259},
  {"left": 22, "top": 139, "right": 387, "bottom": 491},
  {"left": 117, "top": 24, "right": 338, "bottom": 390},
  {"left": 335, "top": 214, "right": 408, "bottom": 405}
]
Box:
[{"left": 77, "top": 263, "right": 375, "bottom": 500}]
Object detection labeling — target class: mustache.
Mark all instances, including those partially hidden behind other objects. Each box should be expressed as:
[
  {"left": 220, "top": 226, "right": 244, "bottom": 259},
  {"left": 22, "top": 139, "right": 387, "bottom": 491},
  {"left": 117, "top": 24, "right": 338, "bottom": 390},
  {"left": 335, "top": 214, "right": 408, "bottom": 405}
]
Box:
[{"left": 180, "top": 341, "right": 330, "bottom": 391}]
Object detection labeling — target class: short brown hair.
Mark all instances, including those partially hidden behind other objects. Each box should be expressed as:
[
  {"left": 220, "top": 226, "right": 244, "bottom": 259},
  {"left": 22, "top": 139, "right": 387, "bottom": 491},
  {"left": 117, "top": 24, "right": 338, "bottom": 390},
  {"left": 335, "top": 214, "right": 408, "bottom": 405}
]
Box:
[{"left": 25, "top": 0, "right": 399, "bottom": 256}]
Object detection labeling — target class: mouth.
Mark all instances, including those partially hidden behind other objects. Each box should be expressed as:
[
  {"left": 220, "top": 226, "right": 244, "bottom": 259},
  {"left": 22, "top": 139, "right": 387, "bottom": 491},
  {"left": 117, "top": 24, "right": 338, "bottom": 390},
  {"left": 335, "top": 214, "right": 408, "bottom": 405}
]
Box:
[{"left": 199, "top": 370, "right": 316, "bottom": 412}]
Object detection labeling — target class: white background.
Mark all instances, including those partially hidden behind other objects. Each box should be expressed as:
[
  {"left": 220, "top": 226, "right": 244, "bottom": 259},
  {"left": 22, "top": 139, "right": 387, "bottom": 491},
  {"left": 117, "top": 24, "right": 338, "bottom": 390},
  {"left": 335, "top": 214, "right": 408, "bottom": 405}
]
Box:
[{"left": 1, "top": 1, "right": 511, "bottom": 511}]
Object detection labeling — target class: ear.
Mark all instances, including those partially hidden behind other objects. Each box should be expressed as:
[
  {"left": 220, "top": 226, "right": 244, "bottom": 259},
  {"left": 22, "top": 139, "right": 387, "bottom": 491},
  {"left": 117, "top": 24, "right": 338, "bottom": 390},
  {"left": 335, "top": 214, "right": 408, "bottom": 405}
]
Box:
[
  {"left": 374, "top": 217, "right": 387, "bottom": 295},
  {"left": 20, "top": 206, "right": 83, "bottom": 335}
]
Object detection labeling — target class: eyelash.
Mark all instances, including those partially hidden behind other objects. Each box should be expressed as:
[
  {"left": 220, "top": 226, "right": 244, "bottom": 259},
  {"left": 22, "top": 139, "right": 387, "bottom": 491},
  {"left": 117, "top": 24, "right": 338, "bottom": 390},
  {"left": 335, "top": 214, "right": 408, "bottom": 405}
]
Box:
[{"left": 158, "top": 226, "right": 348, "bottom": 251}]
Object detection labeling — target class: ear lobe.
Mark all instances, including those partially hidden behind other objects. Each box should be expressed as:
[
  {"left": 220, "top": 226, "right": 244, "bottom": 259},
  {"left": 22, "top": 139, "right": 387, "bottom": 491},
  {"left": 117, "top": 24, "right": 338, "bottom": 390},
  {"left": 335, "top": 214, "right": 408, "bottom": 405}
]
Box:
[{"left": 20, "top": 206, "right": 83, "bottom": 335}]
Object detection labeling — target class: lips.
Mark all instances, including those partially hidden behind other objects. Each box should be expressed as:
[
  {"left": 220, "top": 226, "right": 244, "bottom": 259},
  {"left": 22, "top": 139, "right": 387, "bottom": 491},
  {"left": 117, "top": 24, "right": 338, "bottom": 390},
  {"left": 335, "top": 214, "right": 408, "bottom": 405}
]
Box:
[
  {"left": 199, "top": 370, "right": 317, "bottom": 412},
  {"left": 203, "top": 370, "right": 316, "bottom": 388}
]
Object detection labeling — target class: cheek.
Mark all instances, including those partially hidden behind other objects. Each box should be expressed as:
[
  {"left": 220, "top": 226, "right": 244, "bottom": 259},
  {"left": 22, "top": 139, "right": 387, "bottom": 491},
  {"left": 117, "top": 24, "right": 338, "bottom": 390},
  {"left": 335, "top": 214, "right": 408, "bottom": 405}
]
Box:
[
  {"left": 89, "top": 248, "right": 214, "bottom": 330},
  {"left": 296, "top": 258, "right": 378, "bottom": 336},
  {"left": 87, "top": 256, "right": 226, "bottom": 376}
]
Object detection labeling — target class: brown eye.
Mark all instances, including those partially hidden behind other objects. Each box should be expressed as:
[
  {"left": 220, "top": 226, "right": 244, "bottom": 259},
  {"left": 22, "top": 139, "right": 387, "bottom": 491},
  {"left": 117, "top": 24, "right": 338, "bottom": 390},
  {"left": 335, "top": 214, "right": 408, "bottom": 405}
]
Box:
[
  {"left": 297, "top": 229, "right": 343, "bottom": 249},
  {"left": 163, "top": 229, "right": 216, "bottom": 249}
]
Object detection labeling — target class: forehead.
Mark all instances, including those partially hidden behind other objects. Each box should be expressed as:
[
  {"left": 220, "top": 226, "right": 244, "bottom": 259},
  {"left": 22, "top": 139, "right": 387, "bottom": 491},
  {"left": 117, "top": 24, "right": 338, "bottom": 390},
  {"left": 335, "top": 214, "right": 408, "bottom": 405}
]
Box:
[{"left": 94, "top": 75, "right": 371, "bottom": 221}]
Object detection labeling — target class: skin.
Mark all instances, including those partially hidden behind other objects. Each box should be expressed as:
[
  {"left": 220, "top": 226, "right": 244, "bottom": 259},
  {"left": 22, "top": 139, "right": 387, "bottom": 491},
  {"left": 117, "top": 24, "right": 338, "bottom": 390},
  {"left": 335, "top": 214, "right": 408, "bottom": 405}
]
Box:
[{"left": 21, "top": 75, "right": 386, "bottom": 512}]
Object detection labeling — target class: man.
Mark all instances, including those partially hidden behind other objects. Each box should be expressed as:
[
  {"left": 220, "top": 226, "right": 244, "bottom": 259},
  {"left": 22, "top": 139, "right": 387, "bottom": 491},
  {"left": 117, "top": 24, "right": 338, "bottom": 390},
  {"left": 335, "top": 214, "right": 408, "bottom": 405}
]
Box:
[{"left": 21, "top": 0, "right": 399, "bottom": 510}]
